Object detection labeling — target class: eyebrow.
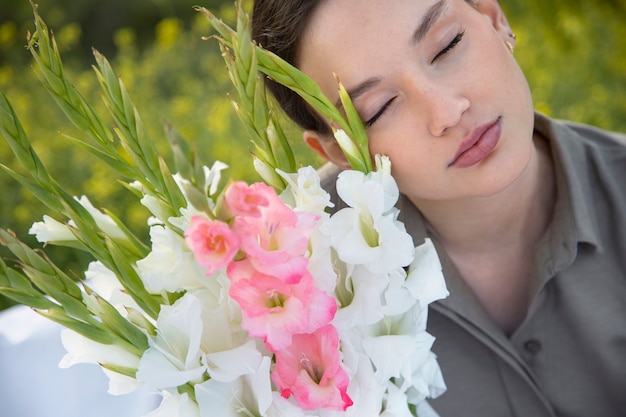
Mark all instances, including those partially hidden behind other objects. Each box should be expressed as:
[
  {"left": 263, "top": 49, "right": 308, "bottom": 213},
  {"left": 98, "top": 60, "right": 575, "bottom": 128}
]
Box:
[
  {"left": 334, "top": 77, "right": 381, "bottom": 109},
  {"left": 334, "top": 0, "right": 448, "bottom": 109},
  {"left": 411, "top": 0, "right": 448, "bottom": 45}
]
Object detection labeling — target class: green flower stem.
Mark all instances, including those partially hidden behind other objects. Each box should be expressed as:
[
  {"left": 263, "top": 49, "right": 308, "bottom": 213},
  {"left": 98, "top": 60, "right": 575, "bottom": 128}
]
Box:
[
  {"left": 0, "top": 91, "right": 58, "bottom": 206},
  {"left": 0, "top": 91, "right": 160, "bottom": 319},
  {"left": 196, "top": 2, "right": 374, "bottom": 178},
  {"left": 26, "top": 5, "right": 130, "bottom": 178},
  {"left": 0, "top": 257, "right": 58, "bottom": 310},
  {"left": 91, "top": 51, "right": 185, "bottom": 212},
  {"left": 105, "top": 236, "right": 162, "bottom": 320},
  {"left": 0, "top": 230, "right": 146, "bottom": 354},
  {"left": 84, "top": 288, "right": 149, "bottom": 354},
  {"left": 99, "top": 363, "right": 139, "bottom": 379},
  {"left": 27, "top": 3, "right": 186, "bottom": 225}
]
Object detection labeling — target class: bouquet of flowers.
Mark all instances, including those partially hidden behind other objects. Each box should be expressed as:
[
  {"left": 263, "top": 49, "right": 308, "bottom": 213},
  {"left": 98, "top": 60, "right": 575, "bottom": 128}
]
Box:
[{"left": 0, "top": 2, "right": 448, "bottom": 416}]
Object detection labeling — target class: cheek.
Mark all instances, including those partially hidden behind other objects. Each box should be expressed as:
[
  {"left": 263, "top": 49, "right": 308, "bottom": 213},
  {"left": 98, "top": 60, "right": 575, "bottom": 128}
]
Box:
[{"left": 369, "top": 134, "right": 441, "bottom": 188}]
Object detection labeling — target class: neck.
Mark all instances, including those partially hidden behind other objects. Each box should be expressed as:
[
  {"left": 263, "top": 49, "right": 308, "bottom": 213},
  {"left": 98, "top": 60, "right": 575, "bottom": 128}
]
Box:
[{"left": 414, "top": 133, "right": 555, "bottom": 255}]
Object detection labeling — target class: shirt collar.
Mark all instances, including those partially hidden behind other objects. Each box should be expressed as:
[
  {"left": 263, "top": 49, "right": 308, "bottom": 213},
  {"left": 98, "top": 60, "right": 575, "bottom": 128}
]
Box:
[{"left": 533, "top": 113, "right": 602, "bottom": 274}]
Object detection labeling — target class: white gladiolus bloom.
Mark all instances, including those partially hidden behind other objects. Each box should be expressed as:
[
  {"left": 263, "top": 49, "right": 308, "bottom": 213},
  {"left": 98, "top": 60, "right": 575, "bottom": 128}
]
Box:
[
  {"left": 204, "top": 340, "right": 264, "bottom": 383},
  {"left": 304, "top": 217, "right": 338, "bottom": 294},
  {"left": 323, "top": 169, "right": 414, "bottom": 274},
  {"left": 379, "top": 381, "right": 415, "bottom": 417},
  {"left": 336, "top": 355, "right": 386, "bottom": 417},
  {"left": 59, "top": 329, "right": 142, "bottom": 395},
  {"left": 136, "top": 294, "right": 208, "bottom": 390},
  {"left": 74, "top": 195, "right": 127, "bottom": 240},
  {"left": 142, "top": 392, "right": 200, "bottom": 417},
  {"left": 370, "top": 155, "right": 398, "bottom": 211},
  {"left": 195, "top": 356, "right": 272, "bottom": 417},
  {"left": 29, "top": 196, "right": 126, "bottom": 243},
  {"left": 137, "top": 291, "right": 254, "bottom": 393},
  {"left": 138, "top": 193, "right": 173, "bottom": 223},
  {"left": 405, "top": 353, "right": 447, "bottom": 405},
  {"left": 205, "top": 160, "right": 229, "bottom": 196},
  {"left": 194, "top": 287, "right": 262, "bottom": 383},
  {"left": 380, "top": 268, "right": 419, "bottom": 317},
  {"left": 84, "top": 261, "right": 140, "bottom": 314},
  {"left": 278, "top": 166, "right": 333, "bottom": 215},
  {"left": 363, "top": 331, "right": 435, "bottom": 387},
  {"left": 332, "top": 267, "right": 388, "bottom": 329},
  {"left": 265, "top": 394, "right": 309, "bottom": 417},
  {"left": 29, "top": 215, "right": 76, "bottom": 243},
  {"left": 169, "top": 206, "right": 202, "bottom": 231},
  {"left": 405, "top": 239, "right": 449, "bottom": 307},
  {"left": 172, "top": 163, "right": 226, "bottom": 213},
  {"left": 136, "top": 224, "right": 206, "bottom": 293}
]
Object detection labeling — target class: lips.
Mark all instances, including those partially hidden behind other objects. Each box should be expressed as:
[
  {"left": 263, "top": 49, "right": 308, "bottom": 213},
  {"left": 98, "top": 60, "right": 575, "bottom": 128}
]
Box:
[{"left": 448, "top": 117, "right": 502, "bottom": 168}]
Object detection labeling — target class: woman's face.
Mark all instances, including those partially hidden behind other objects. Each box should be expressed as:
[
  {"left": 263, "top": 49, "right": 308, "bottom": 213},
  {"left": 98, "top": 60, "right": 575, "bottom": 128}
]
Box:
[{"left": 299, "top": 0, "right": 535, "bottom": 204}]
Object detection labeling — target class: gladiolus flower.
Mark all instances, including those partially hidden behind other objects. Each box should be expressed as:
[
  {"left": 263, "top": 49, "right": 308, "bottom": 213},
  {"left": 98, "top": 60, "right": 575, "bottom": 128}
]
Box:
[
  {"left": 185, "top": 216, "right": 240, "bottom": 275},
  {"left": 223, "top": 181, "right": 270, "bottom": 218},
  {"left": 231, "top": 184, "right": 318, "bottom": 278},
  {"left": 227, "top": 259, "right": 337, "bottom": 350},
  {"left": 271, "top": 325, "right": 353, "bottom": 411}
]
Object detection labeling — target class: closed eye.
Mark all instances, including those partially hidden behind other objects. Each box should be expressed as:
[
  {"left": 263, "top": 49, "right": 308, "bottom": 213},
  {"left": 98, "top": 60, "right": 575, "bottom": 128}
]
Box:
[
  {"left": 432, "top": 29, "right": 465, "bottom": 63},
  {"left": 364, "top": 97, "right": 397, "bottom": 128}
]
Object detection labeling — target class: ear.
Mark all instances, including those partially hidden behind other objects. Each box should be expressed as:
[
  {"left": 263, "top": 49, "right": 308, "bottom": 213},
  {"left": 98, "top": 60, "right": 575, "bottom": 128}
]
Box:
[
  {"left": 474, "top": 0, "right": 515, "bottom": 47},
  {"left": 303, "top": 130, "right": 352, "bottom": 170}
]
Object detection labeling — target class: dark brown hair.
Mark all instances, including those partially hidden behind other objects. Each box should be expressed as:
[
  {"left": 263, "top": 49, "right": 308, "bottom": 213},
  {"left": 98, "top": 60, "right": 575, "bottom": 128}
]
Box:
[
  {"left": 252, "top": 0, "right": 477, "bottom": 136},
  {"left": 252, "top": 0, "right": 331, "bottom": 135}
]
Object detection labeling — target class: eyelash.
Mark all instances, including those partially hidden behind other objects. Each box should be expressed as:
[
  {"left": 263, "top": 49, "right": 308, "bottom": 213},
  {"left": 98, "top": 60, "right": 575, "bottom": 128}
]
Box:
[
  {"left": 432, "top": 29, "right": 465, "bottom": 63},
  {"left": 364, "top": 97, "right": 396, "bottom": 128},
  {"left": 364, "top": 29, "right": 466, "bottom": 128}
]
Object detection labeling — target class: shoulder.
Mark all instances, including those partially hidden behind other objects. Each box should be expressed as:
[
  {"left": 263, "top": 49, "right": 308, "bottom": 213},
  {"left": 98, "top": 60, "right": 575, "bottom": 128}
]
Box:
[
  {"left": 537, "top": 112, "right": 626, "bottom": 156},
  {"left": 538, "top": 113, "right": 626, "bottom": 250},
  {"left": 536, "top": 113, "right": 626, "bottom": 181}
]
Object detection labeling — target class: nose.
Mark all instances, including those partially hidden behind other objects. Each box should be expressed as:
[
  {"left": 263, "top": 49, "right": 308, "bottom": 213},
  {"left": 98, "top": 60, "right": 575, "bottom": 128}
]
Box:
[{"left": 422, "top": 83, "right": 470, "bottom": 137}]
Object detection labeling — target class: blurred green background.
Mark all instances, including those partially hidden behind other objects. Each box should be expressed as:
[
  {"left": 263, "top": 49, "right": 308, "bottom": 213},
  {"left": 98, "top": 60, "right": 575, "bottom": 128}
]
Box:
[{"left": 1, "top": 0, "right": 625, "bottom": 310}]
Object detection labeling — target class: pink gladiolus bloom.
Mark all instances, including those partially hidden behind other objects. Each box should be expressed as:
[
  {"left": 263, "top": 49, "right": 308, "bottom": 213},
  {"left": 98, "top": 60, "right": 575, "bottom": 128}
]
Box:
[
  {"left": 231, "top": 184, "right": 318, "bottom": 278},
  {"left": 227, "top": 259, "right": 337, "bottom": 350},
  {"left": 272, "top": 325, "right": 353, "bottom": 411},
  {"left": 185, "top": 216, "right": 240, "bottom": 275},
  {"left": 223, "top": 181, "right": 270, "bottom": 218}
]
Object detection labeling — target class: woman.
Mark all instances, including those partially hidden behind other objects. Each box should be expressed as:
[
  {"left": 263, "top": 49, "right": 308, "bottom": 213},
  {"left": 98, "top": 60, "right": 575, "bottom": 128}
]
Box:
[{"left": 252, "top": 0, "right": 626, "bottom": 416}]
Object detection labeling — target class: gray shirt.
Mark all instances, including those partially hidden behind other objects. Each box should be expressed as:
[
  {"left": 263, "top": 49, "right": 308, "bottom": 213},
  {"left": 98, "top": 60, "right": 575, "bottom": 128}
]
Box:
[{"left": 321, "top": 113, "right": 626, "bottom": 416}]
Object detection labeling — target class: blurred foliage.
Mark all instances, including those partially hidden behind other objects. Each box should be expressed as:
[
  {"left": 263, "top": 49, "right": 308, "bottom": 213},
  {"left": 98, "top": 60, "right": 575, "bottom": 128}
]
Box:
[
  {"left": 0, "top": 0, "right": 625, "bottom": 309},
  {"left": 501, "top": 0, "right": 626, "bottom": 131}
]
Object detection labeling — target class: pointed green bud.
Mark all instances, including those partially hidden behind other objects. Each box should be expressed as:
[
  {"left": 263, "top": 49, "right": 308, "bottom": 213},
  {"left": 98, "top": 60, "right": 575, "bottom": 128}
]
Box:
[
  {"left": 253, "top": 157, "right": 285, "bottom": 191},
  {"left": 333, "top": 129, "right": 368, "bottom": 173},
  {"left": 126, "top": 307, "right": 157, "bottom": 336}
]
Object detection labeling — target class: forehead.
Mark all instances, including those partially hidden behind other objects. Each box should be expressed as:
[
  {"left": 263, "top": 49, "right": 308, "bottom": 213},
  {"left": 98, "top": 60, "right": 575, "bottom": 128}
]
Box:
[{"left": 298, "top": 0, "right": 449, "bottom": 96}]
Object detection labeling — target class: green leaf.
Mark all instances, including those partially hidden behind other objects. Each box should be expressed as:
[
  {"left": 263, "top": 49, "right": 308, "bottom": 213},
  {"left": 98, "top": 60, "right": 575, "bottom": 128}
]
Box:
[
  {"left": 0, "top": 90, "right": 55, "bottom": 190},
  {"left": 105, "top": 237, "right": 161, "bottom": 320},
  {"left": 38, "top": 309, "right": 119, "bottom": 345},
  {"left": 336, "top": 76, "right": 372, "bottom": 172},
  {"left": 126, "top": 307, "right": 157, "bottom": 336},
  {"left": 0, "top": 258, "right": 57, "bottom": 309},
  {"left": 99, "top": 362, "right": 138, "bottom": 379},
  {"left": 83, "top": 290, "right": 148, "bottom": 355},
  {"left": 100, "top": 208, "right": 150, "bottom": 259}
]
